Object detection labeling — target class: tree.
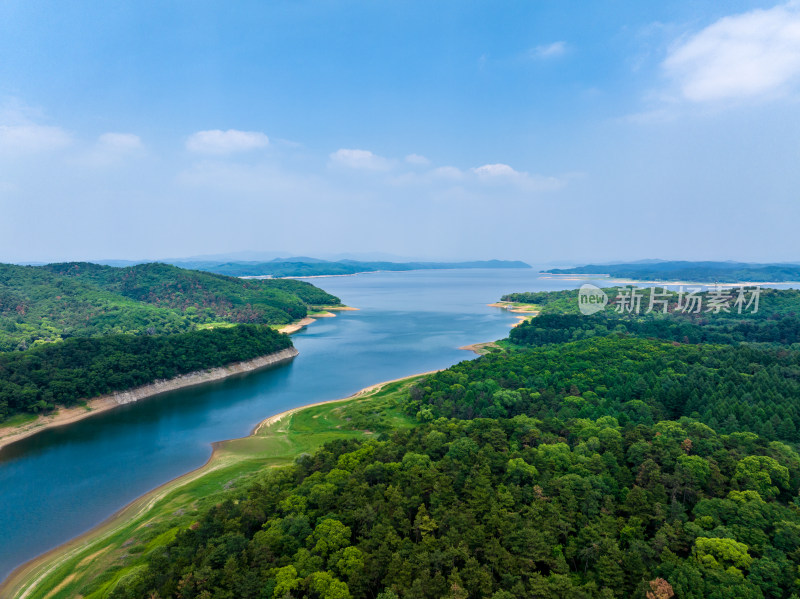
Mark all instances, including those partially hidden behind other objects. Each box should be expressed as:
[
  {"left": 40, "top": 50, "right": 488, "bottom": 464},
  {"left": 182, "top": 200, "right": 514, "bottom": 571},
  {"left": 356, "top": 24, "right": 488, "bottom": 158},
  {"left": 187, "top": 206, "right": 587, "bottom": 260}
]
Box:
[
  {"left": 311, "top": 519, "right": 351, "bottom": 557},
  {"left": 692, "top": 537, "right": 753, "bottom": 571},
  {"left": 308, "top": 571, "right": 351, "bottom": 599},
  {"left": 733, "top": 456, "right": 790, "bottom": 500},
  {"left": 274, "top": 565, "right": 302, "bottom": 598},
  {"left": 646, "top": 578, "right": 675, "bottom": 599}
]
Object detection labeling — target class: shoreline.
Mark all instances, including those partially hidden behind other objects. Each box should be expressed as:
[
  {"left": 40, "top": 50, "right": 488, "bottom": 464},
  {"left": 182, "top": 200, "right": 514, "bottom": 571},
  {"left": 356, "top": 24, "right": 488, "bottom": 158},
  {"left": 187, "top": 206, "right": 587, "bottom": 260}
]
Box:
[
  {"left": 0, "top": 347, "right": 299, "bottom": 454},
  {"left": 487, "top": 301, "right": 540, "bottom": 327},
  {"left": 458, "top": 341, "right": 501, "bottom": 355},
  {"left": 276, "top": 306, "right": 359, "bottom": 334},
  {"left": 0, "top": 307, "right": 358, "bottom": 453},
  {"left": 250, "top": 368, "right": 440, "bottom": 436},
  {"left": 0, "top": 369, "right": 439, "bottom": 599}
]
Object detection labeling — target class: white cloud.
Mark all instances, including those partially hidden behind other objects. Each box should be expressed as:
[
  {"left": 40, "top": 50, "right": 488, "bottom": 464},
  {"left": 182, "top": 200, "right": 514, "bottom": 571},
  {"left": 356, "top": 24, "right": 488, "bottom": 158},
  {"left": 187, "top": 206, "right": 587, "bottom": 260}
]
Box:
[
  {"left": 664, "top": 2, "right": 800, "bottom": 102},
  {"left": 186, "top": 129, "right": 269, "bottom": 154},
  {"left": 473, "top": 163, "right": 521, "bottom": 178},
  {"left": 98, "top": 132, "right": 143, "bottom": 151},
  {"left": 472, "top": 163, "right": 565, "bottom": 192},
  {"left": 0, "top": 124, "right": 72, "bottom": 153},
  {"left": 405, "top": 153, "right": 430, "bottom": 166},
  {"left": 329, "top": 148, "right": 392, "bottom": 170},
  {"left": 527, "top": 41, "right": 567, "bottom": 59},
  {"left": 372, "top": 157, "right": 565, "bottom": 193}
]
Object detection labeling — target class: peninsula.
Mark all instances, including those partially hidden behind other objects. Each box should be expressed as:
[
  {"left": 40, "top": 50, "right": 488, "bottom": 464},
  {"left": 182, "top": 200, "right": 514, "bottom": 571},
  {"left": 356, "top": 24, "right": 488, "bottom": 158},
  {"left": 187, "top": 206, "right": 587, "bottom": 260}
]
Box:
[{"left": 0, "top": 262, "right": 342, "bottom": 428}]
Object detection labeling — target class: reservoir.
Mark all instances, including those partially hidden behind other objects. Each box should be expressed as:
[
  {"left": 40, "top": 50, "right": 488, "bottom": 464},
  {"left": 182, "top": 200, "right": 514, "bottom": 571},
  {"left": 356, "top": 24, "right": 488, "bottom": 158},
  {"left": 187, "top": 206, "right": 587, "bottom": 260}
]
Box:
[{"left": 0, "top": 269, "right": 582, "bottom": 581}]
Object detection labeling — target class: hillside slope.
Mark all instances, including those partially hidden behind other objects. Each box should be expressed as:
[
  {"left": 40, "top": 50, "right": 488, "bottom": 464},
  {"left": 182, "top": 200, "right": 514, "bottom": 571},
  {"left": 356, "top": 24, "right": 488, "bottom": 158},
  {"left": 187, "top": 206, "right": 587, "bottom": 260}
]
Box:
[{"left": 0, "top": 262, "right": 340, "bottom": 351}]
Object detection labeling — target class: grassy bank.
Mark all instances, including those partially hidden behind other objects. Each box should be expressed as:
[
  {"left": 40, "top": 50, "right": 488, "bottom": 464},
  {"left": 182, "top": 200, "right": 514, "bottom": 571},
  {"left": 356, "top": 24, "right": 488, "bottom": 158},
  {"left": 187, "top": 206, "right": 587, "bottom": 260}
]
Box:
[{"left": 0, "top": 375, "right": 421, "bottom": 599}]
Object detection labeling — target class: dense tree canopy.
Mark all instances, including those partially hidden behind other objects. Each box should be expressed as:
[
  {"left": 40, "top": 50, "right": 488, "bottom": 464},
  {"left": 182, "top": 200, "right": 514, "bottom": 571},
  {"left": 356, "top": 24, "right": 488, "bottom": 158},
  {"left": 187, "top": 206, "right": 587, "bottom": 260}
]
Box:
[
  {"left": 0, "top": 262, "right": 339, "bottom": 351},
  {"left": 0, "top": 324, "right": 292, "bottom": 419},
  {"left": 0, "top": 262, "right": 340, "bottom": 420},
  {"left": 109, "top": 415, "right": 800, "bottom": 598},
  {"left": 409, "top": 336, "right": 800, "bottom": 443},
  {"left": 105, "top": 288, "right": 800, "bottom": 598}
]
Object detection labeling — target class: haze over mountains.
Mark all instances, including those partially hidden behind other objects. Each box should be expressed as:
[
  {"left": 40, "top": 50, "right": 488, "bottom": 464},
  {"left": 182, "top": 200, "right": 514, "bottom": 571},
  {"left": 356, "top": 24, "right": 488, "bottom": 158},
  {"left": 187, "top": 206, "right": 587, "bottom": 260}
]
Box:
[{"left": 61, "top": 256, "right": 532, "bottom": 278}]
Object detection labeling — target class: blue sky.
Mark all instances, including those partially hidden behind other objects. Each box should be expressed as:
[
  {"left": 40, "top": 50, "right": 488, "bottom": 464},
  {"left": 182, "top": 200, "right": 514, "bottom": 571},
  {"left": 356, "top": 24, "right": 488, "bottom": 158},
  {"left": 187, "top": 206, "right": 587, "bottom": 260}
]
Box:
[{"left": 1, "top": 1, "right": 799, "bottom": 264}]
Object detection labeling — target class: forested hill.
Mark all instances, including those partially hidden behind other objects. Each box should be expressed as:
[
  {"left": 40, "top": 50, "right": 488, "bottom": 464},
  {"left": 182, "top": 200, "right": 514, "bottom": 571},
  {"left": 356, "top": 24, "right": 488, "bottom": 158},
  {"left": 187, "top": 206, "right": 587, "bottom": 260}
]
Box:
[
  {"left": 169, "top": 258, "right": 531, "bottom": 278},
  {"left": 0, "top": 262, "right": 340, "bottom": 351},
  {"left": 542, "top": 260, "right": 800, "bottom": 283},
  {"left": 105, "top": 288, "right": 800, "bottom": 599},
  {"left": 0, "top": 262, "right": 339, "bottom": 420}
]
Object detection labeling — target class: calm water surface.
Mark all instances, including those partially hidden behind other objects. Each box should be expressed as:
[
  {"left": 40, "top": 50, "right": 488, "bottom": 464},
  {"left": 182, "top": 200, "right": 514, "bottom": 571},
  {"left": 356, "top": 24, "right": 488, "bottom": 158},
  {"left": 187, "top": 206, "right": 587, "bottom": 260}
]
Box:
[{"left": 0, "top": 270, "right": 586, "bottom": 580}]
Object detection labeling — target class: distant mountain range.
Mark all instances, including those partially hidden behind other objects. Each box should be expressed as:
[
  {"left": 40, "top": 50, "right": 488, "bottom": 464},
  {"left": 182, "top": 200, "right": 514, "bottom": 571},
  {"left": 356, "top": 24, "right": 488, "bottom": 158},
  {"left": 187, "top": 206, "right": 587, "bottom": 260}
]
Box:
[
  {"left": 543, "top": 260, "right": 800, "bottom": 283},
  {"left": 96, "top": 251, "right": 456, "bottom": 265},
  {"left": 168, "top": 258, "right": 532, "bottom": 278},
  {"left": 91, "top": 257, "right": 531, "bottom": 278}
]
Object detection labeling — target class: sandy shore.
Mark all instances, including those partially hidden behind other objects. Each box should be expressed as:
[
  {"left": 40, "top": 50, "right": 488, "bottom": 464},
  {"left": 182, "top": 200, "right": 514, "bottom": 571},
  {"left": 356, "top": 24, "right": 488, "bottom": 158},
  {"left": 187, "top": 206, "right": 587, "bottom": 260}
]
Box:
[
  {"left": 487, "top": 301, "right": 540, "bottom": 327},
  {"left": 459, "top": 341, "right": 502, "bottom": 355},
  {"left": 277, "top": 317, "right": 317, "bottom": 334},
  {"left": 277, "top": 306, "right": 359, "bottom": 334},
  {"left": 0, "top": 347, "right": 299, "bottom": 454}
]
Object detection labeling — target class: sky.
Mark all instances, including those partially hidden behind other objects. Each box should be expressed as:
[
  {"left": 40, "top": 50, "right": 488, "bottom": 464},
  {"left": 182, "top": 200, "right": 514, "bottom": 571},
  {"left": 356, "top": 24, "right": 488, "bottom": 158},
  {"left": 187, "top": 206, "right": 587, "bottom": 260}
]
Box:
[{"left": 1, "top": 0, "right": 799, "bottom": 265}]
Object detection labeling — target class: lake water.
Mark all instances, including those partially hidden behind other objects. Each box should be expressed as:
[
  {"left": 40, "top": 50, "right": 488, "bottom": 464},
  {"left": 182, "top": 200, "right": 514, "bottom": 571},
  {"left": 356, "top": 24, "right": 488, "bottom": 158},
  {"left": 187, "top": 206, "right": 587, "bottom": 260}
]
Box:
[{"left": 0, "top": 270, "right": 601, "bottom": 581}]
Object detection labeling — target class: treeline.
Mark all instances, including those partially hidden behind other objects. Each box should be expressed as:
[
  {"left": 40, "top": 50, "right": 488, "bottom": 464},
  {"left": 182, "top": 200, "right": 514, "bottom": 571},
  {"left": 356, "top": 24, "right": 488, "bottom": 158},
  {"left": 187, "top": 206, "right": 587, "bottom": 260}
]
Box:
[
  {"left": 109, "top": 414, "right": 800, "bottom": 599},
  {"left": 501, "top": 289, "right": 577, "bottom": 307},
  {"left": 505, "top": 287, "right": 800, "bottom": 318},
  {"left": 410, "top": 336, "right": 800, "bottom": 443},
  {"left": 509, "top": 312, "right": 800, "bottom": 347},
  {"left": 0, "top": 325, "right": 292, "bottom": 419},
  {"left": 542, "top": 260, "right": 800, "bottom": 283},
  {"left": 0, "top": 262, "right": 340, "bottom": 351}
]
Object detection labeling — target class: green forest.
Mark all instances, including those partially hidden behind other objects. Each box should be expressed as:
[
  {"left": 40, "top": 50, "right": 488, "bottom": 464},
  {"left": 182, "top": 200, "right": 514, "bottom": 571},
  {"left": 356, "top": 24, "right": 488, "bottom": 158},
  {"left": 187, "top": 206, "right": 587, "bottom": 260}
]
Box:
[
  {"left": 104, "top": 288, "right": 800, "bottom": 598},
  {"left": 542, "top": 261, "right": 800, "bottom": 283},
  {"left": 0, "top": 262, "right": 339, "bottom": 351},
  {"left": 0, "top": 262, "right": 339, "bottom": 420},
  {"left": 0, "top": 325, "right": 292, "bottom": 419}
]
